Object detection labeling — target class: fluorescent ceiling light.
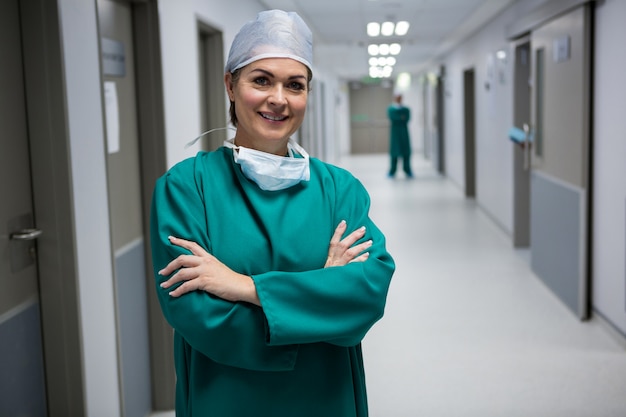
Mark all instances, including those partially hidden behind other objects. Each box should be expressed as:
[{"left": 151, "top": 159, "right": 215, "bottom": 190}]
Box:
[
  {"left": 389, "top": 43, "right": 401, "bottom": 55},
  {"left": 381, "top": 21, "right": 394, "bottom": 36},
  {"left": 368, "top": 44, "right": 379, "bottom": 55},
  {"left": 367, "top": 22, "right": 380, "bottom": 37},
  {"left": 396, "top": 72, "right": 412, "bottom": 90},
  {"left": 379, "top": 43, "right": 390, "bottom": 55},
  {"left": 395, "top": 21, "right": 410, "bottom": 36}
]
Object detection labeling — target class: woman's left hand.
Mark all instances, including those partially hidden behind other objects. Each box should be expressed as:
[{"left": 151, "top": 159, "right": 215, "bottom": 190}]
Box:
[
  {"left": 325, "top": 220, "right": 373, "bottom": 268},
  {"left": 159, "top": 236, "right": 260, "bottom": 306}
]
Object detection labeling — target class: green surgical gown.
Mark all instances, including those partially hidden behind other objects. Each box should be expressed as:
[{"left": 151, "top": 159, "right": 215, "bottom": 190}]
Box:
[
  {"left": 388, "top": 104, "right": 411, "bottom": 158},
  {"left": 150, "top": 146, "right": 395, "bottom": 417}
]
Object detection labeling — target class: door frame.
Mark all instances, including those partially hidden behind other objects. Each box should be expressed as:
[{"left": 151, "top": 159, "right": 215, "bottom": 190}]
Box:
[
  {"left": 463, "top": 68, "right": 476, "bottom": 198},
  {"left": 198, "top": 20, "right": 227, "bottom": 151},
  {"left": 127, "top": 0, "right": 172, "bottom": 410},
  {"left": 514, "top": 1, "right": 593, "bottom": 320},
  {"left": 19, "top": 0, "right": 169, "bottom": 415},
  {"left": 512, "top": 35, "right": 532, "bottom": 248},
  {"left": 20, "top": 0, "right": 85, "bottom": 414},
  {"left": 435, "top": 65, "right": 446, "bottom": 174}
]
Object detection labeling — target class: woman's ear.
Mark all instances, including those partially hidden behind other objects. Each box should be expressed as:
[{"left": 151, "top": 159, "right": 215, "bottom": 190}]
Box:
[{"left": 224, "top": 73, "right": 234, "bottom": 101}]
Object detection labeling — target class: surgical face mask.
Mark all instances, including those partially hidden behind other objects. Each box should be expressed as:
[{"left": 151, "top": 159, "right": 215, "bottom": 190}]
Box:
[{"left": 223, "top": 138, "right": 310, "bottom": 191}]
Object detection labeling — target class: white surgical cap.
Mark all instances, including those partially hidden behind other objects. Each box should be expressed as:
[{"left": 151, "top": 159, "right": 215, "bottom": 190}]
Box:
[{"left": 225, "top": 10, "right": 313, "bottom": 74}]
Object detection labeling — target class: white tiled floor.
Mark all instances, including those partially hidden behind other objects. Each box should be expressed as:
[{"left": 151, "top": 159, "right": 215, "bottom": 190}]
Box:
[
  {"left": 151, "top": 153, "right": 626, "bottom": 417},
  {"left": 341, "top": 153, "right": 626, "bottom": 417}
]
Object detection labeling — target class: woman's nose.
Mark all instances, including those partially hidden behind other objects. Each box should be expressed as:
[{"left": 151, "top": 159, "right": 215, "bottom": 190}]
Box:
[{"left": 268, "top": 85, "right": 287, "bottom": 106}]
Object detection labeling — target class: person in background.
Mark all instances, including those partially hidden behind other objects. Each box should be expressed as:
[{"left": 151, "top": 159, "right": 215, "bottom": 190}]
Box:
[
  {"left": 150, "top": 9, "right": 395, "bottom": 417},
  {"left": 387, "top": 93, "right": 413, "bottom": 178}
]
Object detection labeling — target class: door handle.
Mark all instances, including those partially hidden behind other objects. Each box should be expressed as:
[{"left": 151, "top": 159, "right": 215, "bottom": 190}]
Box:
[
  {"left": 523, "top": 123, "right": 531, "bottom": 171},
  {"left": 10, "top": 228, "right": 43, "bottom": 241}
]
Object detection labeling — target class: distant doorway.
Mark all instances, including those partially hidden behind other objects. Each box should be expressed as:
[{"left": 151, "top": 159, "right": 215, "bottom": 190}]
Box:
[
  {"left": 512, "top": 38, "right": 531, "bottom": 247},
  {"left": 463, "top": 68, "right": 476, "bottom": 198},
  {"left": 198, "top": 22, "right": 226, "bottom": 151},
  {"left": 349, "top": 82, "right": 394, "bottom": 154}
]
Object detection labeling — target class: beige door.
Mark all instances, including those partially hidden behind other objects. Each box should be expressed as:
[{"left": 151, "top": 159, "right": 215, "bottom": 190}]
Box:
[
  {"left": 0, "top": 0, "right": 48, "bottom": 414},
  {"left": 350, "top": 83, "right": 393, "bottom": 154},
  {"left": 529, "top": 5, "right": 592, "bottom": 319},
  {"left": 98, "top": 0, "right": 153, "bottom": 415}
]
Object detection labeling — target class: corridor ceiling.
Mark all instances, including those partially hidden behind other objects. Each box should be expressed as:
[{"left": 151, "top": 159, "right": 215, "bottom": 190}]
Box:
[{"left": 257, "top": 0, "right": 516, "bottom": 80}]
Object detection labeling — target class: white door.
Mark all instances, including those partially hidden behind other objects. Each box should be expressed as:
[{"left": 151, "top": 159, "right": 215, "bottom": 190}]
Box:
[{"left": 0, "top": 0, "right": 48, "bottom": 414}]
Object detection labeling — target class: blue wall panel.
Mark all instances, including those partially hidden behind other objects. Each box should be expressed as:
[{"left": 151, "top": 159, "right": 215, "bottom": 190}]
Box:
[
  {"left": 115, "top": 240, "right": 152, "bottom": 417},
  {"left": 530, "top": 172, "right": 585, "bottom": 318}
]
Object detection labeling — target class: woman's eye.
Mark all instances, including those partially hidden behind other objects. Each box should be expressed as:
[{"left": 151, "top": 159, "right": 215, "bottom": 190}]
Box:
[
  {"left": 288, "top": 82, "right": 306, "bottom": 91},
  {"left": 253, "top": 77, "right": 269, "bottom": 86}
]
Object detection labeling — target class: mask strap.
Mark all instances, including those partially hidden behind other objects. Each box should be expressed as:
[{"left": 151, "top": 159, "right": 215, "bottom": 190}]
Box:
[
  {"left": 223, "top": 137, "right": 308, "bottom": 159},
  {"left": 185, "top": 127, "right": 237, "bottom": 149},
  {"left": 287, "top": 139, "right": 309, "bottom": 159}
]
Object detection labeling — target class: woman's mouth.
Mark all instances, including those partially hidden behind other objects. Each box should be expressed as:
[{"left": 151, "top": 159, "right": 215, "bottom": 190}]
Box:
[{"left": 260, "top": 112, "right": 288, "bottom": 122}]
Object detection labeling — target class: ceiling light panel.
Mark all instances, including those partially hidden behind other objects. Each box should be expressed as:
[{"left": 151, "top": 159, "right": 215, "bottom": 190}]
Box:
[
  {"left": 367, "top": 22, "right": 380, "bottom": 37},
  {"left": 381, "top": 21, "right": 395, "bottom": 36},
  {"left": 394, "top": 21, "right": 410, "bottom": 36}
]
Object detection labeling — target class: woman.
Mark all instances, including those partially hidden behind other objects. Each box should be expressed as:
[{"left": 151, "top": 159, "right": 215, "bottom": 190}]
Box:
[{"left": 151, "top": 10, "right": 395, "bottom": 417}]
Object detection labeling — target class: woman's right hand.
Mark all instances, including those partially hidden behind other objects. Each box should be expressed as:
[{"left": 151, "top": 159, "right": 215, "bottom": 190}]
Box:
[{"left": 324, "top": 220, "right": 373, "bottom": 268}]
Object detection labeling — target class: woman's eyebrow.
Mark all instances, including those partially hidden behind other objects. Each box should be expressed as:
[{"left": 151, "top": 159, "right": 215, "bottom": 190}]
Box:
[{"left": 249, "top": 68, "right": 307, "bottom": 80}]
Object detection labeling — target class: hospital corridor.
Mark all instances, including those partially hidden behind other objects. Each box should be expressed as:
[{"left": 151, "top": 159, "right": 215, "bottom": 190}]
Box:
[
  {"left": 341, "top": 154, "right": 626, "bottom": 417},
  {"left": 3, "top": 0, "right": 626, "bottom": 416},
  {"left": 147, "top": 152, "right": 626, "bottom": 416}
]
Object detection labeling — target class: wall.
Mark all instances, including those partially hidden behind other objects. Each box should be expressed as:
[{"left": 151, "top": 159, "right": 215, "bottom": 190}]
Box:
[
  {"left": 54, "top": 1, "right": 344, "bottom": 415},
  {"left": 593, "top": 0, "right": 626, "bottom": 335},
  {"left": 425, "top": 0, "right": 626, "bottom": 334},
  {"left": 50, "top": 1, "right": 626, "bottom": 415},
  {"left": 428, "top": 0, "right": 546, "bottom": 233},
  {"left": 394, "top": 73, "right": 422, "bottom": 154},
  {"left": 159, "top": 0, "right": 342, "bottom": 167},
  {"left": 158, "top": 0, "right": 262, "bottom": 168},
  {"left": 58, "top": 0, "right": 121, "bottom": 415}
]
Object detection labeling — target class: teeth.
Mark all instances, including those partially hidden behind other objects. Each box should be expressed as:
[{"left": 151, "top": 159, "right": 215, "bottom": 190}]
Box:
[{"left": 261, "top": 113, "right": 286, "bottom": 121}]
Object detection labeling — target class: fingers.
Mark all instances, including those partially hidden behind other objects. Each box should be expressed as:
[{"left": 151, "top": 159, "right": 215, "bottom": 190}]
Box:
[
  {"left": 166, "top": 277, "right": 201, "bottom": 297},
  {"left": 329, "top": 221, "right": 365, "bottom": 247},
  {"left": 157, "top": 236, "right": 209, "bottom": 277},
  {"left": 158, "top": 254, "right": 197, "bottom": 277},
  {"left": 346, "top": 239, "right": 373, "bottom": 258},
  {"left": 349, "top": 252, "right": 370, "bottom": 263},
  {"left": 329, "top": 220, "right": 348, "bottom": 245},
  {"left": 167, "top": 236, "right": 208, "bottom": 256},
  {"left": 158, "top": 236, "right": 212, "bottom": 292},
  {"left": 159, "top": 262, "right": 197, "bottom": 289},
  {"left": 325, "top": 221, "right": 373, "bottom": 267},
  {"left": 342, "top": 224, "right": 366, "bottom": 247}
]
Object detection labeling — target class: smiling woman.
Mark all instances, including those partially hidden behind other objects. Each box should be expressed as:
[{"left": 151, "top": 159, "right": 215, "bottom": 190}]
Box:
[
  {"left": 150, "top": 9, "right": 395, "bottom": 417},
  {"left": 225, "top": 59, "right": 309, "bottom": 155}
]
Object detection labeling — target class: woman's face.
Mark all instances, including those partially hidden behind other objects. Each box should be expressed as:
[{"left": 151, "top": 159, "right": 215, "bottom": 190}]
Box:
[{"left": 225, "top": 58, "right": 309, "bottom": 155}]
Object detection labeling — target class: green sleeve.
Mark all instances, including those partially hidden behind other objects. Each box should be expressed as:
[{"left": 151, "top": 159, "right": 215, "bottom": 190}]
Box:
[
  {"left": 252, "top": 171, "right": 395, "bottom": 347},
  {"left": 150, "top": 157, "right": 298, "bottom": 371}
]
